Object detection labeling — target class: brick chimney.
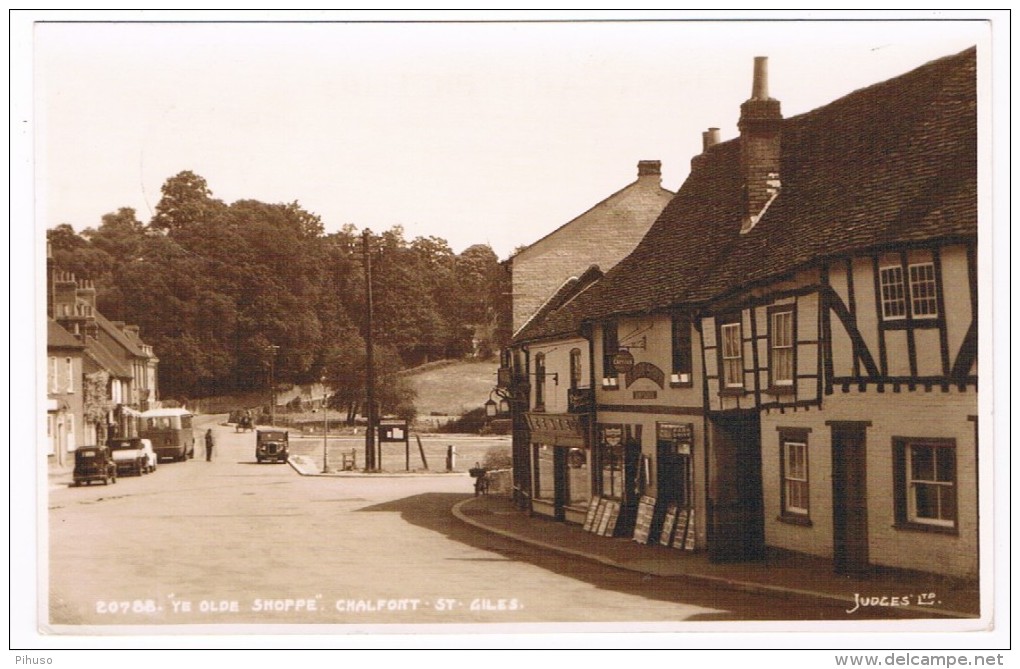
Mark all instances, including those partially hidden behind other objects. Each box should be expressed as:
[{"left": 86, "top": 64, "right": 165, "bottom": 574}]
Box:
[
  {"left": 636, "top": 160, "right": 662, "bottom": 185},
  {"left": 739, "top": 56, "right": 782, "bottom": 233}
]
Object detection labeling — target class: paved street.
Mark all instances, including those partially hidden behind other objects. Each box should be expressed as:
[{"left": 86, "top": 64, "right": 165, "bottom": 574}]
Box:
[{"left": 47, "top": 416, "right": 907, "bottom": 629}]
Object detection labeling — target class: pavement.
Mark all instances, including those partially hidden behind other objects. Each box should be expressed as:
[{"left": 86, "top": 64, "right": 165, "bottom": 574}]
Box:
[{"left": 450, "top": 494, "right": 981, "bottom": 620}]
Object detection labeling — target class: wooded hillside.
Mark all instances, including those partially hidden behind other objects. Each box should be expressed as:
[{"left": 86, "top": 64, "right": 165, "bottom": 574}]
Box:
[{"left": 48, "top": 170, "right": 512, "bottom": 404}]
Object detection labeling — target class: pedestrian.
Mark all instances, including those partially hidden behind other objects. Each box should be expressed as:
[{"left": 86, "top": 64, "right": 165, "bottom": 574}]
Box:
[{"left": 205, "top": 428, "right": 214, "bottom": 461}]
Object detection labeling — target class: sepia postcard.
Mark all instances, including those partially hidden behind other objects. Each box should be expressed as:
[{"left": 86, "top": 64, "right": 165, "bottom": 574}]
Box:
[{"left": 11, "top": 10, "right": 1010, "bottom": 662}]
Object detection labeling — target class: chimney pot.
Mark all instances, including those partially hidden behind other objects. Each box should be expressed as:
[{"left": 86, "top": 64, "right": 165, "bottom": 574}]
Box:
[
  {"left": 702, "top": 127, "right": 721, "bottom": 151},
  {"left": 752, "top": 56, "right": 770, "bottom": 100}
]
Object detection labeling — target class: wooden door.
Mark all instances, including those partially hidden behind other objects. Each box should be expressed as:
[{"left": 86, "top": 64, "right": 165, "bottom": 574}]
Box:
[{"left": 831, "top": 423, "right": 870, "bottom": 574}]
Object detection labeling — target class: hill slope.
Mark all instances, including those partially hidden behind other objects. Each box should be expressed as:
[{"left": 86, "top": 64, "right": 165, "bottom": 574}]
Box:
[{"left": 403, "top": 359, "right": 500, "bottom": 417}]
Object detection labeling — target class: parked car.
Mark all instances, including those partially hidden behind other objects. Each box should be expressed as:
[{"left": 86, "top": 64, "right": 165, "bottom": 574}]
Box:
[
  {"left": 256, "top": 430, "right": 289, "bottom": 464},
  {"left": 107, "top": 437, "right": 150, "bottom": 476},
  {"left": 73, "top": 445, "right": 117, "bottom": 486},
  {"left": 140, "top": 438, "right": 158, "bottom": 473}
]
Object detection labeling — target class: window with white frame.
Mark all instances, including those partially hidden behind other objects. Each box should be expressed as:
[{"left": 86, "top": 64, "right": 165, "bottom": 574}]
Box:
[
  {"left": 781, "top": 439, "right": 809, "bottom": 516},
  {"left": 720, "top": 321, "right": 744, "bottom": 388},
  {"left": 770, "top": 308, "right": 794, "bottom": 387},
  {"left": 895, "top": 438, "right": 957, "bottom": 530},
  {"left": 908, "top": 263, "right": 939, "bottom": 318},
  {"left": 879, "top": 265, "right": 907, "bottom": 319},
  {"left": 880, "top": 262, "right": 938, "bottom": 320},
  {"left": 65, "top": 357, "right": 74, "bottom": 392}
]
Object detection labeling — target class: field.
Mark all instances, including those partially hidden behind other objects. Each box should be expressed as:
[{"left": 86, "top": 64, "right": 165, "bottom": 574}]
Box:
[{"left": 402, "top": 358, "right": 500, "bottom": 418}]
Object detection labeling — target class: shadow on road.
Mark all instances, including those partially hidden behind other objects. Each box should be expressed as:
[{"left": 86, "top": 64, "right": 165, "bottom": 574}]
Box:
[{"left": 356, "top": 492, "right": 862, "bottom": 621}]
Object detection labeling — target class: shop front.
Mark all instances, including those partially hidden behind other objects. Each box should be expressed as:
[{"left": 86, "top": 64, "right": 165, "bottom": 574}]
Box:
[{"left": 525, "top": 412, "right": 590, "bottom": 523}]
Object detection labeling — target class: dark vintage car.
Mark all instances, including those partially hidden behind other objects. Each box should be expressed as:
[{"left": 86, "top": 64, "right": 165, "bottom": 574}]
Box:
[
  {"left": 73, "top": 445, "right": 118, "bottom": 486},
  {"left": 107, "top": 437, "right": 151, "bottom": 476},
  {"left": 256, "top": 429, "right": 289, "bottom": 464}
]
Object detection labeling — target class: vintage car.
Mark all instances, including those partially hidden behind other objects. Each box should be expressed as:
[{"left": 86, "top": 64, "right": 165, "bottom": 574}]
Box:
[
  {"left": 256, "top": 429, "right": 289, "bottom": 464},
  {"left": 107, "top": 437, "right": 150, "bottom": 476},
  {"left": 73, "top": 445, "right": 117, "bottom": 486}
]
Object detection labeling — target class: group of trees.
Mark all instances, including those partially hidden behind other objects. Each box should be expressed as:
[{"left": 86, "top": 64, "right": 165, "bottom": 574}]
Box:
[{"left": 48, "top": 171, "right": 512, "bottom": 417}]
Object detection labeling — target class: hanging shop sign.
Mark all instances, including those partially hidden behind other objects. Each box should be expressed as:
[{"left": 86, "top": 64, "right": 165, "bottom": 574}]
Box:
[{"left": 612, "top": 350, "right": 635, "bottom": 374}]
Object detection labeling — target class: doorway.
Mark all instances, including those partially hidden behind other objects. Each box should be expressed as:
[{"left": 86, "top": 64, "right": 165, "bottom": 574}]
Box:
[
  {"left": 831, "top": 422, "right": 870, "bottom": 574},
  {"left": 707, "top": 412, "right": 764, "bottom": 562}
]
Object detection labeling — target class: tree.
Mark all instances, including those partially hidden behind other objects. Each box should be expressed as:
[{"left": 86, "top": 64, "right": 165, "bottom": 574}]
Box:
[{"left": 150, "top": 171, "right": 225, "bottom": 232}]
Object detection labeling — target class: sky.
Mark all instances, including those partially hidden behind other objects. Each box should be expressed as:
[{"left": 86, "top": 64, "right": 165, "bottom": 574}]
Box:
[{"left": 29, "top": 13, "right": 989, "bottom": 259}]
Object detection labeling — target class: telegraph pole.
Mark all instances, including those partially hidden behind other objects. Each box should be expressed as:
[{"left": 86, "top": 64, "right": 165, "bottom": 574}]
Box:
[
  {"left": 363, "top": 230, "right": 377, "bottom": 471},
  {"left": 267, "top": 344, "right": 280, "bottom": 426}
]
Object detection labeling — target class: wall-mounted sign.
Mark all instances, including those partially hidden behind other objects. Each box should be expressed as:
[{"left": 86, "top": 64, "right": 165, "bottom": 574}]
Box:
[
  {"left": 633, "top": 390, "right": 657, "bottom": 400},
  {"left": 625, "top": 361, "right": 665, "bottom": 389},
  {"left": 657, "top": 422, "right": 694, "bottom": 442},
  {"left": 600, "top": 425, "right": 623, "bottom": 447}
]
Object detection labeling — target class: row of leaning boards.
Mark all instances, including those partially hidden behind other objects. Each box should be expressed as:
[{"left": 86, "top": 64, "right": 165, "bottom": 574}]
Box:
[{"left": 582, "top": 495, "right": 695, "bottom": 550}]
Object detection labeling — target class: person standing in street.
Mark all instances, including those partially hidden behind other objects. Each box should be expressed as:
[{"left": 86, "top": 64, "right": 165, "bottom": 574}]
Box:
[{"left": 205, "top": 428, "right": 214, "bottom": 461}]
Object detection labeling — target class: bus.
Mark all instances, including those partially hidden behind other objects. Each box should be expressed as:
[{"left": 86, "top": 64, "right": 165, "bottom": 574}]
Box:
[{"left": 138, "top": 408, "right": 195, "bottom": 462}]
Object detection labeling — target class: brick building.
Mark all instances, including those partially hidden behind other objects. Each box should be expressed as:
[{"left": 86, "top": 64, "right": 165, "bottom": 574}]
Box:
[
  {"left": 508, "top": 160, "right": 673, "bottom": 335},
  {"left": 509, "top": 47, "right": 978, "bottom": 580}
]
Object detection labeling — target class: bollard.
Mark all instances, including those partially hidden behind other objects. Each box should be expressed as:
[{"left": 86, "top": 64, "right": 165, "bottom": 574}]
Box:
[{"left": 445, "top": 444, "right": 456, "bottom": 472}]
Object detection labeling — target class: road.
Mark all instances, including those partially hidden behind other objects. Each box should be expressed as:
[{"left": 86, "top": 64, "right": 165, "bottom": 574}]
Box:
[{"left": 47, "top": 415, "right": 900, "bottom": 629}]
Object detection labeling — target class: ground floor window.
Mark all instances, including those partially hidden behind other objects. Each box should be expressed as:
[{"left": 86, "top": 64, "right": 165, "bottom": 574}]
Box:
[
  {"left": 597, "top": 425, "right": 625, "bottom": 500},
  {"left": 533, "top": 444, "right": 555, "bottom": 502},
  {"left": 894, "top": 438, "right": 957, "bottom": 531},
  {"left": 781, "top": 440, "right": 809, "bottom": 517},
  {"left": 566, "top": 448, "right": 591, "bottom": 506}
]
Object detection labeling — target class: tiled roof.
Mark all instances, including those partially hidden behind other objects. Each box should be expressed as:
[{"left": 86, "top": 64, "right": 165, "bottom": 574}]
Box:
[
  {"left": 47, "top": 319, "right": 84, "bottom": 350},
  {"left": 514, "top": 265, "right": 603, "bottom": 343},
  {"left": 518, "top": 46, "right": 976, "bottom": 342},
  {"left": 84, "top": 338, "right": 132, "bottom": 378},
  {"left": 96, "top": 312, "right": 149, "bottom": 358}
]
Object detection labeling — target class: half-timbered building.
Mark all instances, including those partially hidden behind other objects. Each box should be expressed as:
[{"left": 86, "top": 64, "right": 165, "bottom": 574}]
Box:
[{"left": 512, "top": 47, "right": 978, "bottom": 579}]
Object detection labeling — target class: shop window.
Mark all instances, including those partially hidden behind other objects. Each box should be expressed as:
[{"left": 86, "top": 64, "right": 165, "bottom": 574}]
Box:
[
  {"left": 601, "top": 321, "right": 619, "bottom": 389},
  {"left": 894, "top": 438, "right": 957, "bottom": 531},
  {"left": 566, "top": 448, "right": 591, "bottom": 506},
  {"left": 769, "top": 307, "right": 795, "bottom": 390},
  {"left": 671, "top": 313, "right": 693, "bottom": 386},
  {"left": 597, "top": 425, "right": 625, "bottom": 500},
  {"left": 720, "top": 320, "right": 744, "bottom": 389},
  {"left": 533, "top": 444, "right": 555, "bottom": 502}
]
